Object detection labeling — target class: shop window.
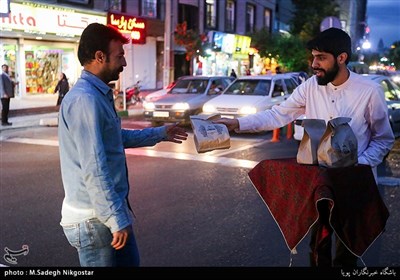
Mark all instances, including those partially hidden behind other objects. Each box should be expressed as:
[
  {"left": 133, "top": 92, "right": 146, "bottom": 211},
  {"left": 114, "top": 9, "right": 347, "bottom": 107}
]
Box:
[
  {"left": 25, "top": 50, "right": 61, "bottom": 94},
  {"left": 1, "top": 43, "right": 18, "bottom": 95}
]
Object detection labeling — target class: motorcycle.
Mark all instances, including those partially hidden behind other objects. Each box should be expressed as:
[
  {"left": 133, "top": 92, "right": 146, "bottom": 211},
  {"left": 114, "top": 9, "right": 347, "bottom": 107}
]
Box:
[{"left": 114, "top": 80, "right": 142, "bottom": 111}]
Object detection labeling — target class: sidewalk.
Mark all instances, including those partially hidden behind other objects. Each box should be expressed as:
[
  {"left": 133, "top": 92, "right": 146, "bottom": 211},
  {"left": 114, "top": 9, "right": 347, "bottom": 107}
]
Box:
[{"left": 1, "top": 94, "right": 144, "bottom": 131}]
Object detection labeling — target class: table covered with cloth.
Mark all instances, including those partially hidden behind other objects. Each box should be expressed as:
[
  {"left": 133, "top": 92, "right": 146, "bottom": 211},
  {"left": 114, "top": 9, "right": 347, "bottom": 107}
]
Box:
[{"left": 248, "top": 158, "right": 389, "bottom": 257}]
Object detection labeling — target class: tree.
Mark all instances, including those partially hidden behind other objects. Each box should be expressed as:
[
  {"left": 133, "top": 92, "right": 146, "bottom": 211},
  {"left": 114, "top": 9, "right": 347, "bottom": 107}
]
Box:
[
  {"left": 291, "top": 0, "right": 340, "bottom": 42},
  {"left": 174, "top": 21, "right": 208, "bottom": 61},
  {"left": 274, "top": 34, "right": 310, "bottom": 72},
  {"left": 388, "top": 41, "right": 400, "bottom": 69},
  {"left": 251, "top": 28, "right": 309, "bottom": 72}
]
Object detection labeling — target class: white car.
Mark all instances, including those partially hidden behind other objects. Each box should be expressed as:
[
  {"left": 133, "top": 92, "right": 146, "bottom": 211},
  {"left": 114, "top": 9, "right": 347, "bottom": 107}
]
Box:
[
  {"left": 202, "top": 74, "right": 299, "bottom": 119},
  {"left": 144, "top": 77, "right": 184, "bottom": 102}
]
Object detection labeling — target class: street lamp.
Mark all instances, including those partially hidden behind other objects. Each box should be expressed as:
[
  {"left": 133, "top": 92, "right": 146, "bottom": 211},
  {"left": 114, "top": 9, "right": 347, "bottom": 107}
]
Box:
[{"left": 362, "top": 40, "right": 371, "bottom": 50}]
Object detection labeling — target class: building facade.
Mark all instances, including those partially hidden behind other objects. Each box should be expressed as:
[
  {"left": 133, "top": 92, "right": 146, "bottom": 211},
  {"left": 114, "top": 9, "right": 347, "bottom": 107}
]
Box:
[{"left": 0, "top": 0, "right": 367, "bottom": 103}]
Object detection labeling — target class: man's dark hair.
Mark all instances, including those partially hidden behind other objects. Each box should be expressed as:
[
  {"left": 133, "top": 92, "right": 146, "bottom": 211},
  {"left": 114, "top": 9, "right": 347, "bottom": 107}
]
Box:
[
  {"left": 78, "top": 23, "right": 129, "bottom": 66},
  {"left": 306, "top": 28, "right": 352, "bottom": 64}
]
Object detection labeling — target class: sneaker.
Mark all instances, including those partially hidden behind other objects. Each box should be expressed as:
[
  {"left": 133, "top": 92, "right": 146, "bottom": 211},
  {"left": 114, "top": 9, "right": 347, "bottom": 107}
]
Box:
[{"left": 2, "top": 122, "right": 12, "bottom": 126}]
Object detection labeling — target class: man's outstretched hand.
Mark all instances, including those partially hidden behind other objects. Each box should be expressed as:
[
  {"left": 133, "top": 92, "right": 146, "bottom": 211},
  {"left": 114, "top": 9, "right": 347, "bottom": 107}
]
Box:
[
  {"left": 213, "top": 118, "right": 239, "bottom": 131},
  {"left": 164, "top": 123, "right": 188, "bottom": 143}
]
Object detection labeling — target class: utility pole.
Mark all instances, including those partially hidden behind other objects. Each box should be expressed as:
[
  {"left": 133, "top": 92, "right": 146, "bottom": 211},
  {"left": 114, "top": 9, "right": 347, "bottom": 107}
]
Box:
[{"left": 163, "top": 0, "right": 173, "bottom": 87}]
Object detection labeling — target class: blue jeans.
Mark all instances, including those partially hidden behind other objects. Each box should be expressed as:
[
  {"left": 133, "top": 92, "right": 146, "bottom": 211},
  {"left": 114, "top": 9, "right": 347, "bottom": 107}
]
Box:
[{"left": 62, "top": 218, "right": 140, "bottom": 267}]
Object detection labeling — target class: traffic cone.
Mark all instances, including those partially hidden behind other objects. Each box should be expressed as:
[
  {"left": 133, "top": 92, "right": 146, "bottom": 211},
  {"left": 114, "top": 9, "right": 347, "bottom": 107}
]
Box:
[
  {"left": 286, "top": 122, "right": 293, "bottom": 139},
  {"left": 271, "top": 128, "right": 280, "bottom": 142}
]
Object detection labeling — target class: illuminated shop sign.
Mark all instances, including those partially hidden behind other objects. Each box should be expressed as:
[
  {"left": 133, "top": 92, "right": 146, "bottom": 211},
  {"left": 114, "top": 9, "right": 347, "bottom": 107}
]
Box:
[
  {"left": 234, "top": 35, "right": 251, "bottom": 54},
  {"left": 222, "top": 34, "right": 236, "bottom": 54},
  {"left": 0, "top": 2, "right": 106, "bottom": 37},
  {"left": 107, "top": 13, "right": 146, "bottom": 44},
  {"left": 211, "top": 31, "right": 250, "bottom": 54}
]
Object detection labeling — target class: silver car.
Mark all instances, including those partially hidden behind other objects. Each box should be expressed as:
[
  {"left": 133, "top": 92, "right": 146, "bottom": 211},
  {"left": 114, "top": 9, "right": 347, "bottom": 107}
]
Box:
[{"left": 143, "top": 75, "right": 234, "bottom": 126}]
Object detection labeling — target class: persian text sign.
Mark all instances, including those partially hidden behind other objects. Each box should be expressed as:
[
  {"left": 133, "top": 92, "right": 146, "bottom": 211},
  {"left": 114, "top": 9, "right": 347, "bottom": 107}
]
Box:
[
  {"left": 0, "top": 2, "right": 106, "bottom": 37},
  {"left": 107, "top": 13, "right": 146, "bottom": 44}
]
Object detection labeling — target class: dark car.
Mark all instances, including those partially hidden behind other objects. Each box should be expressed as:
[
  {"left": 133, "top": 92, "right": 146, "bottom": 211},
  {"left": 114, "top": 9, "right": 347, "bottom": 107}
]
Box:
[{"left": 143, "top": 75, "right": 234, "bottom": 126}]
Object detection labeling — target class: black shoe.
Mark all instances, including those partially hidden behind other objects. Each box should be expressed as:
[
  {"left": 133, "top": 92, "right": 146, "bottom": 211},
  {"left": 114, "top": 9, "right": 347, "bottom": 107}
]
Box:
[{"left": 2, "top": 122, "right": 12, "bottom": 126}]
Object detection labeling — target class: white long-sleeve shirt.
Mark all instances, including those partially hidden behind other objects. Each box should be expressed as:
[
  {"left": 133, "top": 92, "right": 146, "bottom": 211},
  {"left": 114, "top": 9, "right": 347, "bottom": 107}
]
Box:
[{"left": 238, "top": 71, "right": 394, "bottom": 177}]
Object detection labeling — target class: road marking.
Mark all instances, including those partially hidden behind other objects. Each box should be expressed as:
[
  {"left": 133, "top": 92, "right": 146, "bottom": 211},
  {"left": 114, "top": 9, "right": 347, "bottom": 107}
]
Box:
[
  {"left": 212, "top": 138, "right": 270, "bottom": 157},
  {"left": 3, "top": 137, "right": 59, "bottom": 146},
  {"left": 124, "top": 149, "right": 258, "bottom": 169},
  {"left": 3, "top": 137, "right": 259, "bottom": 169}
]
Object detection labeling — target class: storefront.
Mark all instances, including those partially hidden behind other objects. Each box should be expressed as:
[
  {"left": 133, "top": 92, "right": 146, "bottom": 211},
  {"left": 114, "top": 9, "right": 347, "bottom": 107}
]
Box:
[
  {"left": 0, "top": 1, "right": 107, "bottom": 97},
  {"left": 194, "top": 31, "right": 253, "bottom": 77}
]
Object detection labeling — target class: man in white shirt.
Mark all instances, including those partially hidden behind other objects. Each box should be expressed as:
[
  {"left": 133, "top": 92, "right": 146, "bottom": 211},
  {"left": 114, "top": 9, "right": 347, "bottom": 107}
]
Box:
[{"left": 215, "top": 28, "right": 394, "bottom": 267}]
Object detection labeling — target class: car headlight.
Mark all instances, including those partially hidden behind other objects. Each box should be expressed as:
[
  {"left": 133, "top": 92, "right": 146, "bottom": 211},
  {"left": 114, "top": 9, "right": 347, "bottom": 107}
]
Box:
[
  {"left": 239, "top": 106, "right": 257, "bottom": 115},
  {"left": 143, "top": 102, "right": 155, "bottom": 110},
  {"left": 202, "top": 104, "right": 216, "bottom": 113},
  {"left": 172, "top": 102, "right": 190, "bottom": 110}
]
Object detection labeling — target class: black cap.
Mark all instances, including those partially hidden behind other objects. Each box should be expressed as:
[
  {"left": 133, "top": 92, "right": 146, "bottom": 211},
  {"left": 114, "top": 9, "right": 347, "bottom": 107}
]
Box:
[{"left": 307, "top": 28, "right": 352, "bottom": 64}]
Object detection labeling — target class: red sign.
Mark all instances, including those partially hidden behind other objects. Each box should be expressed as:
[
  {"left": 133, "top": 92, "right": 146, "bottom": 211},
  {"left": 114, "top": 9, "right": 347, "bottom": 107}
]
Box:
[{"left": 107, "top": 13, "right": 146, "bottom": 44}]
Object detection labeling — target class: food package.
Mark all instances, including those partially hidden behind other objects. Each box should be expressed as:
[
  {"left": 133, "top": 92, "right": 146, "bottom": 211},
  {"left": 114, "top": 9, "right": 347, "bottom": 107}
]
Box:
[
  {"left": 317, "top": 117, "right": 358, "bottom": 168},
  {"left": 190, "top": 113, "right": 230, "bottom": 153},
  {"left": 297, "top": 119, "right": 326, "bottom": 165}
]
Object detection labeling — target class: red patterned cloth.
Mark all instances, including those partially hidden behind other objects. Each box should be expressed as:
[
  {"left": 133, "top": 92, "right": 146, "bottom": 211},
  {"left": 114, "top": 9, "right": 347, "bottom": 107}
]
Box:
[{"left": 248, "top": 158, "right": 389, "bottom": 257}]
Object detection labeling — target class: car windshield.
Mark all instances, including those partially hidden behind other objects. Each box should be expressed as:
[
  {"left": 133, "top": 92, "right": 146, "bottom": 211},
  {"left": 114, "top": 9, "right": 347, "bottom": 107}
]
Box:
[
  {"left": 371, "top": 77, "right": 400, "bottom": 101},
  {"left": 170, "top": 79, "right": 208, "bottom": 94},
  {"left": 224, "top": 80, "right": 272, "bottom": 96}
]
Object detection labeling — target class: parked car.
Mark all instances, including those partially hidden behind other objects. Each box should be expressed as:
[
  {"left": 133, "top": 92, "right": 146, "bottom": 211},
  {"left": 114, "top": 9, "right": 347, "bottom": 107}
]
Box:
[
  {"left": 286, "top": 71, "right": 309, "bottom": 84},
  {"left": 144, "top": 77, "right": 184, "bottom": 102},
  {"left": 294, "top": 74, "right": 400, "bottom": 140},
  {"left": 143, "top": 75, "right": 234, "bottom": 126},
  {"left": 202, "top": 74, "right": 299, "bottom": 119}
]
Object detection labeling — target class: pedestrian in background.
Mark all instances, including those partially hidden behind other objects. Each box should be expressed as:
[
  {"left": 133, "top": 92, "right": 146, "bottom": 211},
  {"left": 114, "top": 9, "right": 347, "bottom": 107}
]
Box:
[
  {"left": 214, "top": 28, "right": 394, "bottom": 267},
  {"left": 54, "top": 73, "right": 69, "bottom": 106},
  {"left": 58, "top": 23, "right": 188, "bottom": 267},
  {"left": 230, "top": 69, "right": 237, "bottom": 78},
  {"left": 0, "top": 64, "right": 17, "bottom": 126}
]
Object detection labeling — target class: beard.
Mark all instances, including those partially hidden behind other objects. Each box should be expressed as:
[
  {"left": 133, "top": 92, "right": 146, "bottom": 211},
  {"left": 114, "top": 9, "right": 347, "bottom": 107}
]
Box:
[{"left": 314, "top": 61, "right": 339, "bottom": 85}]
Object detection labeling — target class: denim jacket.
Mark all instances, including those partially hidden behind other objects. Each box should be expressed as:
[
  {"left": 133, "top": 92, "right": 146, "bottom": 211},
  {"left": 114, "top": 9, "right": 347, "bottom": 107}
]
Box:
[{"left": 58, "top": 70, "right": 167, "bottom": 233}]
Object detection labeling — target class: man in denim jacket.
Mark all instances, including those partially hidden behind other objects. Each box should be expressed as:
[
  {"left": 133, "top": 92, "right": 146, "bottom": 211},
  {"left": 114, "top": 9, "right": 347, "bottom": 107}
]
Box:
[{"left": 58, "top": 23, "right": 187, "bottom": 267}]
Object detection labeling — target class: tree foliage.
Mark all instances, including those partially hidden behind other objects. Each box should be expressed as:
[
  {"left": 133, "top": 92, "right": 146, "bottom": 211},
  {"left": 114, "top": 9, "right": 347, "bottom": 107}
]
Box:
[
  {"left": 174, "top": 21, "right": 208, "bottom": 61},
  {"left": 251, "top": 0, "right": 341, "bottom": 72},
  {"left": 251, "top": 28, "right": 309, "bottom": 72},
  {"left": 388, "top": 41, "right": 400, "bottom": 69},
  {"left": 291, "top": 0, "right": 340, "bottom": 42}
]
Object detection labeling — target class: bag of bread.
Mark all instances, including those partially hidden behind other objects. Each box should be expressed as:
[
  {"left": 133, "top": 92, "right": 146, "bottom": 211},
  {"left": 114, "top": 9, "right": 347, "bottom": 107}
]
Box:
[
  {"left": 317, "top": 117, "right": 358, "bottom": 168},
  {"left": 296, "top": 119, "right": 326, "bottom": 165},
  {"left": 190, "top": 113, "right": 230, "bottom": 153}
]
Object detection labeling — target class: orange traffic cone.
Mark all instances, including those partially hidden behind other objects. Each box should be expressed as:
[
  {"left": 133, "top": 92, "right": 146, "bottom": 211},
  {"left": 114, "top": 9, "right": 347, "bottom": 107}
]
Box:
[
  {"left": 271, "top": 128, "right": 280, "bottom": 142},
  {"left": 286, "top": 122, "right": 293, "bottom": 139}
]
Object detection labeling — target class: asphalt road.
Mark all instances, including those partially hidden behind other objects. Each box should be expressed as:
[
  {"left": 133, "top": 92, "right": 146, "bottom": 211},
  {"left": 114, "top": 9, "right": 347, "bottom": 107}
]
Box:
[{"left": 0, "top": 121, "right": 399, "bottom": 273}]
